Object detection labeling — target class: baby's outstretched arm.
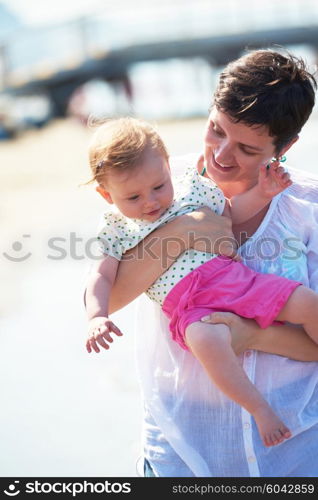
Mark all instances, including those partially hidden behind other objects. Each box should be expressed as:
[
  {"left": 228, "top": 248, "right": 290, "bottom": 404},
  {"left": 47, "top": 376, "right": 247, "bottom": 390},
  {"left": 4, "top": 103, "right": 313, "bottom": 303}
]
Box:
[
  {"left": 86, "top": 255, "right": 123, "bottom": 353},
  {"left": 229, "top": 160, "right": 292, "bottom": 224},
  {"left": 257, "top": 161, "right": 292, "bottom": 199}
]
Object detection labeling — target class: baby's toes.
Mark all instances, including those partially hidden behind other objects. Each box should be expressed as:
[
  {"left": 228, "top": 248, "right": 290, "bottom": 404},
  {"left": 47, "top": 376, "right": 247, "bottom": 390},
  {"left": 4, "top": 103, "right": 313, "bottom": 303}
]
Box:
[
  {"left": 282, "top": 175, "right": 292, "bottom": 186},
  {"left": 280, "top": 426, "right": 292, "bottom": 439},
  {"left": 269, "top": 431, "right": 281, "bottom": 447},
  {"left": 274, "top": 429, "right": 286, "bottom": 444},
  {"left": 263, "top": 432, "right": 276, "bottom": 447}
]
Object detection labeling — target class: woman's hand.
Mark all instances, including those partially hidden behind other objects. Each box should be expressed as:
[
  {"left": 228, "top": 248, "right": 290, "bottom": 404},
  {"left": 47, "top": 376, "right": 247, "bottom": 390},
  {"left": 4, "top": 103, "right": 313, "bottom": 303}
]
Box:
[
  {"left": 109, "top": 207, "right": 237, "bottom": 313},
  {"left": 201, "top": 311, "right": 318, "bottom": 361},
  {"left": 179, "top": 207, "right": 238, "bottom": 258},
  {"left": 201, "top": 311, "right": 256, "bottom": 355}
]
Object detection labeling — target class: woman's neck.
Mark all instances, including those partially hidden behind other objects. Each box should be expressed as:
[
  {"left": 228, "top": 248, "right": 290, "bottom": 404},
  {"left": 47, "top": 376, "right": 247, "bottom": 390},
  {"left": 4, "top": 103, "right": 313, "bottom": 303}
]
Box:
[
  {"left": 216, "top": 179, "right": 257, "bottom": 199},
  {"left": 232, "top": 204, "right": 270, "bottom": 246}
]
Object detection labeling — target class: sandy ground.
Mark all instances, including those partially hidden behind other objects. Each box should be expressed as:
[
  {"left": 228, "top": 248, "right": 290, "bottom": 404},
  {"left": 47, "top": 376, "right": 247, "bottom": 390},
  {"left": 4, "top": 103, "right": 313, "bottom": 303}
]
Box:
[{"left": 0, "top": 112, "right": 317, "bottom": 477}]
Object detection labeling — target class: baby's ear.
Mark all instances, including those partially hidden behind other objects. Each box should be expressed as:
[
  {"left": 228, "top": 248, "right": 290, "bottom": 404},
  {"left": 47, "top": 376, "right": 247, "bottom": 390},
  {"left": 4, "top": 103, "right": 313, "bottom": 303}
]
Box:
[{"left": 96, "top": 185, "right": 113, "bottom": 204}]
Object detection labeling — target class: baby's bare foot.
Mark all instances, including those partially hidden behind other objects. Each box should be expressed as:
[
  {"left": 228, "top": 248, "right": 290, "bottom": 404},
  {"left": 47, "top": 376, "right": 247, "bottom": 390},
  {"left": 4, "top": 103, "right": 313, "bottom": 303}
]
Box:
[{"left": 253, "top": 405, "right": 291, "bottom": 447}]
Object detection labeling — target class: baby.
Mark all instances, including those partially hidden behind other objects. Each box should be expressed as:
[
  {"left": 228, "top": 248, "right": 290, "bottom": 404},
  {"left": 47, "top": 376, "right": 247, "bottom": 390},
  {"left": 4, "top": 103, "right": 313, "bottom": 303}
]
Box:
[{"left": 85, "top": 117, "right": 318, "bottom": 447}]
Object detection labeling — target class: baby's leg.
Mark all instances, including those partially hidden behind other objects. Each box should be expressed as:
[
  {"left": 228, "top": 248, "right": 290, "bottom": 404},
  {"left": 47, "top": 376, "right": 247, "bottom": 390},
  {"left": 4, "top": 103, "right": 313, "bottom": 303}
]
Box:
[
  {"left": 185, "top": 322, "right": 291, "bottom": 447},
  {"left": 276, "top": 285, "right": 318, "bottom": 344}
]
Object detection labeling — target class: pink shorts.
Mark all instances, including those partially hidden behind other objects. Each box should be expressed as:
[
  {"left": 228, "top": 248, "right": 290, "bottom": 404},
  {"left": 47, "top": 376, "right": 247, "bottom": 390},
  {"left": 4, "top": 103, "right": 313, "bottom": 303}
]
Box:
[{"left": 162, "top": 256, "right": 301, "bottom": 351}]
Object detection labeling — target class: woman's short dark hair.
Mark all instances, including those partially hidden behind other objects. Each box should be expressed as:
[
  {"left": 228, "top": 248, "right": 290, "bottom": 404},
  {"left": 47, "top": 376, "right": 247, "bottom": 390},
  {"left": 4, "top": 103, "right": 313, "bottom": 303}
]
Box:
[{"left": 213, "top": 49, "right": 317, "bottom": 153}]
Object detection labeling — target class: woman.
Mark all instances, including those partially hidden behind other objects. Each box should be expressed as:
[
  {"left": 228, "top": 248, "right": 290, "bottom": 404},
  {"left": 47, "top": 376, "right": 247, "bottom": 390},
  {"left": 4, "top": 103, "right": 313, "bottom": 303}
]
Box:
[{"left": 97, "top": 49, "right": 318, "bottom": 476}]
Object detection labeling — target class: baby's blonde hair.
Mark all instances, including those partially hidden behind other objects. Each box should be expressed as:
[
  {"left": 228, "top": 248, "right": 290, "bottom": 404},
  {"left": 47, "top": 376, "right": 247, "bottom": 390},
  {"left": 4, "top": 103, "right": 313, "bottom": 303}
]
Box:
[{"left": 87, "top": 117, "right": 169, "bottom": 185}]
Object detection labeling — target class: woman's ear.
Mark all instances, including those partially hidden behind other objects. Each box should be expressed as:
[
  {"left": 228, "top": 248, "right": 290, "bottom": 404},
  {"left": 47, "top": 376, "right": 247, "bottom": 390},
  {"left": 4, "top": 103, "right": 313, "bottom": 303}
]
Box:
[{"left": 96, "top": 185, "right": 113, "bottom": 204}]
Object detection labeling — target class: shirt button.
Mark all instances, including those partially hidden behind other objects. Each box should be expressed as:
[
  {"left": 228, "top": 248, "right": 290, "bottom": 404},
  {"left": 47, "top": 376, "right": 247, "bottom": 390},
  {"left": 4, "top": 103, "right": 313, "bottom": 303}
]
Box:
[
  {"left": 244, "top": 422, "right": 250, "bottom": 429},
  {"left": 245, "top": 351, "right": 252, "bottom": 357},
  {"left": 248, "top": 456, "right": 256, "bottom": 463}
]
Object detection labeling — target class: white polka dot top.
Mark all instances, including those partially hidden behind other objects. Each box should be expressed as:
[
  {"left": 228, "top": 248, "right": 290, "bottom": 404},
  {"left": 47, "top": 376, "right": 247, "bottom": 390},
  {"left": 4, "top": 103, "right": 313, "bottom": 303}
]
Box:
[{"left": 97, "top": 164, "right": 225, "bottom": 305}]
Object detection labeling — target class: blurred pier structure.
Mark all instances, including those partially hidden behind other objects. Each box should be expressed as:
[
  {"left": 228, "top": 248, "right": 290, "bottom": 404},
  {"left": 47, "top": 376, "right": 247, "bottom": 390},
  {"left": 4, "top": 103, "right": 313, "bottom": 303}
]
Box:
[{"left": 1, "top": 0, "right": 318, "bottom": 119}]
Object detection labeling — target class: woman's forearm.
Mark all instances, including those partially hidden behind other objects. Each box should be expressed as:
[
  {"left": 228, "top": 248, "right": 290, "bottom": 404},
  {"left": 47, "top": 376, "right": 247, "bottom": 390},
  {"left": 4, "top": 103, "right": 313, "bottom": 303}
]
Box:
[
  {"left": 250, "top": 322, "right": 318, "bottom": 361},
  {"left": 202, "top": 312, "right": 318, "bottom": 361}
]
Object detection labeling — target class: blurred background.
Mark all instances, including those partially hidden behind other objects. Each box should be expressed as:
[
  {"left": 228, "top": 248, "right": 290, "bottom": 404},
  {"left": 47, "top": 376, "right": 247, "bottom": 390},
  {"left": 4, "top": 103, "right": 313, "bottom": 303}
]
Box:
[{"left": 1, "top": 0, "right": 318, "bottom": 477}]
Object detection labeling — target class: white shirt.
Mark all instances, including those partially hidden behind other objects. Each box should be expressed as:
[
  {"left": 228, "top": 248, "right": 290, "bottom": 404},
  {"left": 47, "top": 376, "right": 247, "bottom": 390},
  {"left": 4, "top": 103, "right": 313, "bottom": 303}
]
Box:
[
  {"left": 134, "top": 155, "right": 318, "bottom": 477},
  {"left": 97, "top": 164, "right": 224, "bottom": 305}
]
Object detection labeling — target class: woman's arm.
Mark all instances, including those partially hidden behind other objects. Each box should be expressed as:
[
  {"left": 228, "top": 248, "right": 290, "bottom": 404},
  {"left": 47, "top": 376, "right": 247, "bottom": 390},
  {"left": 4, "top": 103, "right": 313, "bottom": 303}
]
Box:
[
  {"left": 108, "top": 207, "right": 236, "bottom": 313},
  {"left": 201, "top": 312, "right": 318, "bottom": 361}
]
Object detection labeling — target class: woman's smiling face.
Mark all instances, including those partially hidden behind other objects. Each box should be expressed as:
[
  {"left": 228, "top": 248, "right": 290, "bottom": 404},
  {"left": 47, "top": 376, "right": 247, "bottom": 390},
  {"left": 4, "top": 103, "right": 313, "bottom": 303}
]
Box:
[{"left": 203, "top": 107, "right": 278, "bottom": 194}]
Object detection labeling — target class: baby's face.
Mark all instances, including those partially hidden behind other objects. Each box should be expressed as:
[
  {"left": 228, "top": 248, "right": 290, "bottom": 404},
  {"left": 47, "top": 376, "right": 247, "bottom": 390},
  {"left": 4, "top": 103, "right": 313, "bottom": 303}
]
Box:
[{"left": 101, "top": 150, "right": 174, "bottom": 222}]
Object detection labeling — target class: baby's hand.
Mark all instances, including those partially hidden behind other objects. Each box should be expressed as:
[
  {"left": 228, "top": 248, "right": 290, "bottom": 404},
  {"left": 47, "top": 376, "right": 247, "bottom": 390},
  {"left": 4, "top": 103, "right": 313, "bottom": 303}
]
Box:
[
  {"left": 258, "top": 160, "right": 292, "bottom": 199},
  {"left": 86, "top": 316, "right": 123, "bottom": 353}
]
